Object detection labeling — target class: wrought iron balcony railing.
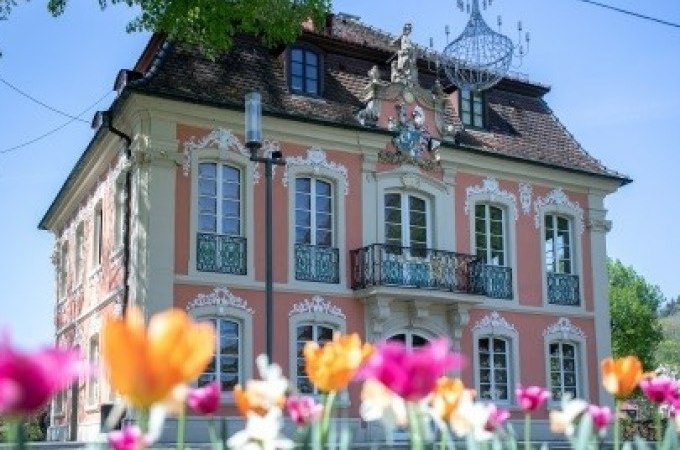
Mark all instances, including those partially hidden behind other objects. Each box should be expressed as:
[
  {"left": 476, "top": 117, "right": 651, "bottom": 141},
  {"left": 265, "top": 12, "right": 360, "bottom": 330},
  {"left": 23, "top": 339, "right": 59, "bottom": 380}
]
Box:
[
  {"left": 474, "top": 264, "right": 513, "bottom": 300},
  {"left": 196, "top": 233, "right": 247, "bottom": 275},
  {"left": 350, "top": 244, "right": 483, "bottom": 294},
  {"left": 547, "top": 272, "right": 580, "bottom": 306},
  {"left": 294, "top": 244, "right": 340, "bottom": 284}
]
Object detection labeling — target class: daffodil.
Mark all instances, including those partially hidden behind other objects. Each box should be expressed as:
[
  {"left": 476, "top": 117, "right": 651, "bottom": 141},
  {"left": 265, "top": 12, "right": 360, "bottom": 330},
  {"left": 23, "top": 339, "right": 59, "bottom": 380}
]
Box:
[
  {"left": 234, "top": 354, "right": 287, "bottom": 417},
  {"left": 448, "top": 392, "right": 494, "bottom": 441},
  {"left": 227, "top": 408, "right": 294, "bottom": 450},
  {"left": 549, "top": 396, "right": 588, "bottom": 436},
  {"left": 601, "top": 356, "right": 643, "bottom": 399},
  {"left": 360, "top": 378, "right": 408, "bottom": 429},
  {"left": 430, "top": 377, "right": 469, "bottom": 422},
  {"left": 304, "top": 333, "right": 372, "bottom": 393},
  {"left": 102, "top": 306, "right": 215, "bottom": 408}
]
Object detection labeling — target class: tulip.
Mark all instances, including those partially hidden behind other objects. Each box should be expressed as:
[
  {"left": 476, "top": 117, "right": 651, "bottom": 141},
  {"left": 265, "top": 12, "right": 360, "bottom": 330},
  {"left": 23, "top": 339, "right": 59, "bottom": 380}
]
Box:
[
  {"left": 516, "top": 385, "right": 550, "bottom": 413},
  {"left": 485, "top": 404, "right": 510, "bottom": 432},
  {"left": 359, "top": 378, "right": 408, "bottom": 428},
  {"left": 108, "top": 425, "right": 149, "bottom": 450},
  {"left": 227, "top": 409, "right": 294, "bottom": 450},
  {"left": 303, "top": 333, "right": 372, "bottom": 393},
  {"left": 285, "top": 394, "right": 323, "bottom": 426},
  {"left": 357, "top": 338, "right": 464, "bottom": 401},
  {"left": 102, "top": 306, "right": 215, "bottom": 408},
  {"left": 234, "top": 355, "right": 287, "bottom": 417},
  {"left": 0, "top": 334, "right": 85, "bottom": 417},
  {"left": 549, "top": 397, "right": 587, "bottom": 436},
  {"left": 449, "top": 394, "right": 494, "bottom": 441},
  {"left": 587, "top": 404, "right": 613, "bottom": 434},
  {"left": 601, "top": 356, "right": 643, "bottom": 399},
  {"left": 640, "top": 375, "right": 677, "bottom": 404},
  {"left": 187, "top": 381, "right": 221, "bottom": 416},
  {"left": 430, "top": 377, "right": 469, "bottom": 422}
]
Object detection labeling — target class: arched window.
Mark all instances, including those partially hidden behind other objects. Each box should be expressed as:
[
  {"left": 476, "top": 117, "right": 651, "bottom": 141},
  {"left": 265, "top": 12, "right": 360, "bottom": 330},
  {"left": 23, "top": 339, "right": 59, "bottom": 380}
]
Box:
[
  {"left": 547, "top": 340, "right": 581, "bottom": 401},
  {"left": 295, "top": 323, "right": 335, "bottom": 394},
  {"left": 198, "top": 318, "right": 241, "bottom": 391}
]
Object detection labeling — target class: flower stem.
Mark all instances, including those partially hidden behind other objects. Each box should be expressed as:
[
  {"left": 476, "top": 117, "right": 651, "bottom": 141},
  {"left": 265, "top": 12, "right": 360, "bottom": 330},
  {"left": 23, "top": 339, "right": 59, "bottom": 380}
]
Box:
[
  {"left": 524, "top": 413, "right": 531, "bottom": 450},
  {"left": 320, "top": 390, "right": 337, "bottom": 447},
  {"left": 655, "top": 407, "right": 662, "bottom": 449},
  {"left": 138, "top": 408, "right": 150, "bottom": 434},
  {"left": 6, "top": 420, "right": 26, "bottom": 450},
  {"left": 177, "top": 406, "right": 186, "bottom": 450},
  {"left": 614, "top": 399, "right": 621, "bottom": 450},
  {"left": 407, "top": 402, "right": 424, "bottom": 450}
]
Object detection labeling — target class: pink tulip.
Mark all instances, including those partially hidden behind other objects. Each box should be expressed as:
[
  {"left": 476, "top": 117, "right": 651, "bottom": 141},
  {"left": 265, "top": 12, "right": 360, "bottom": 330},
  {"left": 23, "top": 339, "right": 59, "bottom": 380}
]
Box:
[
  {"left": 285, "top": 394, "right": 323, "bottom": 426},
  {"left": 587, "top": 404, "right": 613, "bottom": 432},
  {"left": 0, "top": 334, "right": 86, "bottom": 417},
  {"left": 108, "top": 425, "right": 148, "bottom": 450},
  {"left": 515, "top": 385, "right": 550, "bottom": 413},
  {"left": 640, "top": 376, "right": 678, "bottom": 404},
  {"left": 187, "top": 381, "right": 221, "bottom": 415},
  {"left": 485, "top": 404, "right": 510, "bottom": 431},
  {"left": 357, "top": 337, "right": 465, "bottom": 401}
]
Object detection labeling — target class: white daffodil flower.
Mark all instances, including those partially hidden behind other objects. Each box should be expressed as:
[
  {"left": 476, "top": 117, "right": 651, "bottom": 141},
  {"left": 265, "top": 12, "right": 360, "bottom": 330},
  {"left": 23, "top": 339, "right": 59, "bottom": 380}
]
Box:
[
  {"left": 360, "top": 378, "right": 409, "bottom": 430},
  {"left": 549, "top": 396, "right": 588, "bottom": 437},
  {"left": 227, "top": 408, "right": 294, "bottom": 450},
  {"left": 449, "top": 393, "right": 493, "bottom": 442}
]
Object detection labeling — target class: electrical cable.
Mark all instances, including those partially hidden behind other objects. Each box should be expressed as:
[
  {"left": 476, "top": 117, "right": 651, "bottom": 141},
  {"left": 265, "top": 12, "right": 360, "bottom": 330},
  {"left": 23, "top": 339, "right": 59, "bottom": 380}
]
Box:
[
  {"left": 0, "top": 91, "right": 112, "bottom": 155},
  {"left": 574, "top": 0, "right": 680, "bottom": 29},
  {"left": 0, "top": 76, "right": 90, "bottom": 123}
]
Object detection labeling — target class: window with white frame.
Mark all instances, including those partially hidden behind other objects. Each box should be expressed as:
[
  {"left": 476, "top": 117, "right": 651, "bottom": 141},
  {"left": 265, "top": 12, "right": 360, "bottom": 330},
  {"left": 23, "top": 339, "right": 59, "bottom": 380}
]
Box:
[
  {"left": 548, "top": 341, "right": 580, "bottom": 401},
  {"left": 92, "top": 203, "right": 103, "bottom": 268},
  {"left": 87, "top": 335, "right": 99, "bottom": 405},
  {"left": 475, "top": 204, "right": 505, "bottom": 266},
  {"left": 289, "top": 46, "right": 320, "bottom": 96},
  {"left": 384, "top": 193, "right": 429, "bottom": 257},
  {"left": 460, "top": 89, "right": 484, "bottom": 128},
  {"left": 59, "top": 242, "right": 68, "bottom": 298},
  {"left": 196, "top": 162, "right": 246, "bottom": 274},
  {"left": 75, "top": 224, "right": 83, "bottom": 285},
  {"left": 477, "top": 336, "right": 512, "bottom": 402},
  {"left": 387, "top": 332, "right": 429, "bottom": 348},
  {"left": 295, "top": 324, "right": 335, "bottom": 394},
  {"left": 295, "top": 178, "right": 333, "bottom": 247},
  {"left": 199, "top": 318, "right": 240, "bottom": 391},
  {"left": 544, "top": 214, "right": 573, "bottom": 274}
]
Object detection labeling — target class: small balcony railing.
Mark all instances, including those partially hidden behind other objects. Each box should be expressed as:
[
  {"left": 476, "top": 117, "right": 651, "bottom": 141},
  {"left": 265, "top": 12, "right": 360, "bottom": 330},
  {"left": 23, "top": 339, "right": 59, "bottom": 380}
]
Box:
[
  {"left": 547, "top": 272, "right": 580, "bottom": 306},
  {"left": 350, "top": 244, "right": 482, "bottom": 294},
  {"left": 196, "top": 233, "right": 247, "bottom": 275},
  {"left": 294, "top": 244, "right": 340, "bottom": 284},
  {"left": 474, "top": 265, "right": 513, "bottom": 300}
]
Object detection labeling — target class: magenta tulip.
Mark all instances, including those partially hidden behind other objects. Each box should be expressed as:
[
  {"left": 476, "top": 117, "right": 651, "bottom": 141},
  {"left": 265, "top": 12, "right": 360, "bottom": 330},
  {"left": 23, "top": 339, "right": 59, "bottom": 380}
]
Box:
[
  {"left": 108, "top": 425, "right": 148, "bottom": 450},
  {"left": 285, "top": 394, "right": 323, "bottom": 426},
  {"left": 515, "top": 385, "right": 550, "bottom": 413},
  {"left": 187, "top": 381, "right": 221, "bottom": 415},
  {"left": 485, "top": 404, "right": 510, "bottom": 431},
  {"left": 640, "top": 376, "right": 678, "bottom": 404},
  {"left": 357, "top": 337, "right": 464, "bottom": 401},
  {"left": 587, "top": 404, "right": 613, "bottom": 432},
  {"left": 0, "top": 334, "right": 86, "bottom": 417}
]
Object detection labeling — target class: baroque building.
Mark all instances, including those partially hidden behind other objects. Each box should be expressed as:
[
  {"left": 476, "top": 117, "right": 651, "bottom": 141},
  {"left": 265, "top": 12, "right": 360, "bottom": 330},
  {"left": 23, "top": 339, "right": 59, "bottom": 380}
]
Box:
[{"left": 39, "top": 14, "right": 629, "bottom": 442}]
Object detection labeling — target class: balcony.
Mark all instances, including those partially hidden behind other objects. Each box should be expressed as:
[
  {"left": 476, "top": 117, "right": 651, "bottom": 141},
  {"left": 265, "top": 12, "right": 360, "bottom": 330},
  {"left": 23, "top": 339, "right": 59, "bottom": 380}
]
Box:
[
  {"left": 473, "top": 265, "right": 513, "bottom": 300},
  {"left": 350, "top": 244, "right": 482, "bottom": 294},
  {"left": 294, "top": 244, "right": 340, "bottom": 284},
  {"left": 196, "top": 233, "right": 247, "bottom": 275},
  {"left": 547, "top": 272, "right": 580, "bottom": 306}
]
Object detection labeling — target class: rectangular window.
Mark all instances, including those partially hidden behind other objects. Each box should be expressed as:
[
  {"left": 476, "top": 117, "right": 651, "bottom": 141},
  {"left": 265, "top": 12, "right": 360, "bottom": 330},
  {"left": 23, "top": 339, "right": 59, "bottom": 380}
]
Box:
[
  {"left": 75, "top": 224, "right": 83, "bottom": 285},
  {"left": 296, "top": 324, "right": 334, "bottom": 394},
  {"left": 549, "top": 341, "right": 579, "bottom": 401},
  {"left": 295, "top": 178, "right": 333, "bottom": 246},
  {"left": 475, "top": 204, "right": 505, "bottom": 266},
  {"left": 478, "top": 337, "right": 511, "bottom": 402},
  {"left": 460, "top": 89, "right": 484, "bottom": 128},
  {"left": 384, "top": 193, "right": 428, "bottom": 258},
  {"left": 88, "top": 335, "right": 99, "bottom": 405},
  {"left": 199, "top": 318, "right": 240, "bottom": 391},
  {"left": 289, "top": 47, "right": 320, "bottom": 96},
  {"left": 545, "top": 214, "right": 572, "bottom": 274},
  {"left": 54, "top": 390, "right": 64, "bottom": 415},
  {"left": 198, "top": 163, "right": 241, "bottom": 236},
  {"left": 93, "top": 204, "right": 103, "bottom": 268}
]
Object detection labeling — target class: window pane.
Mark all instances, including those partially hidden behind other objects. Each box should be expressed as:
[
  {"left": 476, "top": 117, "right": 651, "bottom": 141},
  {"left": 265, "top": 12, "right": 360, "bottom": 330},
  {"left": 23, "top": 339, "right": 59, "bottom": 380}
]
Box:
[
  {"left": 409, "top": 196, "right": 426, "bottom": 212},
  {"left": 306, "top": 65, "right": 318, "bottom": 79},
  {"left": 316, "top": 195, "right": 332, "bottom": 213},
  {"left": 490, "top": 206, "right": 503, "bottom": 221},
  {"left": 473, "top": 114, "right": 484, "bottom": 128},
  {"left": 199, "top": 215, "right": 216, "bottom": 232},
  {"left": 295, "top": 228, "right": 311, "bottom": 244},
  {"left": 410, "top": 210, "right": 426, "bottom": 227},
  {"left": 222, "top": 218, "right": 239, "bottom": 235},
  {"left": 316, "top": 180, "right": 331, "bottom": 196},
  {"left": 316, "top": 213, "right": 332, "bottom": 229},
  {"left": 291, "top": 48, "right": 303, "bottom": 62},
  {"left": 462, "top": 112, "right": 471, "bottom": 125},
  {"left": 296, "top": 210, "right": 311, "bottom": 227},
  {"left": 222, "top": 166, "right": 239, "bottom": 182},
  {"left": 222, "top": 200, "right": 240, "bottom": 217},
  {"left": 296, "top": 193, "right": 311, "bottom": 210},
  {"left": 316, "top": 230, "right": 332, "bottom": 246},
  {"left": 291, "top": 75, "right": 303, "bottom": 91},
  {"left": 199, "top": 179, "right": 217, "bottom": 196},
  {"left": 385, "top": 193, "right": 400, "bottom": 207},
  {"left": 306, "top": 80, "right": 319, "bottom": 95},
  {"left": 297, "top": 325, "right": 313, "bottom": 340},
  {"left": 306, "top": 51, "right": 318, "bottom": 66},
  {"left": 199, "top": 162, "right": 217, "bottom": 178},
  {"left": 385, "top": 207, "right": 401, "bottom": 223},
  {"left": 199, "top": 197, "right": 216, "bottom": 214},
  {"left": 296, "top": 178, "right": 311, "bottom": 192},
  {"left": 291, "top": 62, "right": 303, "bottom": 76}
]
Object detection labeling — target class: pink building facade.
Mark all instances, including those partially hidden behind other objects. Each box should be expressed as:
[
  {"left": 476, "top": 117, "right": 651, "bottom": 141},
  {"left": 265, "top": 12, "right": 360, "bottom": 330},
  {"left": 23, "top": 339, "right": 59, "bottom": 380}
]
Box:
[{"left": 39, "top": 16, "right": 629, "bottom": 442}]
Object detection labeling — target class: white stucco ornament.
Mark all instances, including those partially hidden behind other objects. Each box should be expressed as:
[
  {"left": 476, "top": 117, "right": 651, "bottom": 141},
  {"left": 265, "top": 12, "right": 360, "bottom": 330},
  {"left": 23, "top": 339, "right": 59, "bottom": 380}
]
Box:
[
  {"left": 472, "top": 311, "right": 516, "bottom": 334},
  {"left": 186, "top": 287, "right": 254, "bottom": 315},
  {"left": 533, "top": 188, "right": 585, "bottom": 234},
  {"left": 519, "top": 182, "right": 533, "bottom": 215},
  {"left": 464, "top": 177, "right": 518, "bottom": 220},
  {"left": 282, "top": 147, "right": 349, "bottom": 195},
  {"left": 289, "top": 295, "right": 346, "bottom": 320},
  {"left": 542, "top": 317, "right": 586, "bottom": 339}
]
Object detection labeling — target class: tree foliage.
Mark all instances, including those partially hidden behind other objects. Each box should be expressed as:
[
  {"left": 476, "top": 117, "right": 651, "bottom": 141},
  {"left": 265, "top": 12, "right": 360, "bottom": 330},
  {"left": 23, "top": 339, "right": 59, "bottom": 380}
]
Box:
[
  {"left": 608, "top": 258, "right": 664, "bottom": 370},
  {"left": 46, "top": 0, "right": 332, "bottom": 58}
]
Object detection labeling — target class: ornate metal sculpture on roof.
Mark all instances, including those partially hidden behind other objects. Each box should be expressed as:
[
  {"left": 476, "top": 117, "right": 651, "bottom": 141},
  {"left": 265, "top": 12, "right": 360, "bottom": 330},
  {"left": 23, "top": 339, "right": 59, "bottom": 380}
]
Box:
[{"left": 441, "top": 0, "right": 529, "bottom": 92}]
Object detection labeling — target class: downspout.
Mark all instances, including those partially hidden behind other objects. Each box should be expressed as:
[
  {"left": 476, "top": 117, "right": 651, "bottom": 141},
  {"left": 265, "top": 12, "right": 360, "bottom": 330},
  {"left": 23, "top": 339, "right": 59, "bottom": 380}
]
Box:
[{"left": 101, "top": 112, "right": 133, "bottom": 314}]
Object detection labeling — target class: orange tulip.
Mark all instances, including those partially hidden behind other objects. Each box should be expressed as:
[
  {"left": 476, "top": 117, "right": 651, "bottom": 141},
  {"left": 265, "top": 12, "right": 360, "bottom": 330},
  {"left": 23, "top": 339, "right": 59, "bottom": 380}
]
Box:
[
  {"left": 431, "top": 377, "right": 473, "bottom": 421},
  {"left": 102, "top": 306, "right": 215, "bottom": 408},
  {"left": 304, "top": 333, "right": 373, "bottom": 392},
  {"left": 601, "top": 356, "right": 643, "bottom": 399}
]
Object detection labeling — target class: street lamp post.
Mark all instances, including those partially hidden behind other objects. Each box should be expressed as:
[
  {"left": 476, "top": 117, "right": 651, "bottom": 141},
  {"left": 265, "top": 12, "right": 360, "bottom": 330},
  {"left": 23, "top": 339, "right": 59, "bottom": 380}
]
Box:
[{"left": 245, "top": 91, "right": 285, "bottom": 362}]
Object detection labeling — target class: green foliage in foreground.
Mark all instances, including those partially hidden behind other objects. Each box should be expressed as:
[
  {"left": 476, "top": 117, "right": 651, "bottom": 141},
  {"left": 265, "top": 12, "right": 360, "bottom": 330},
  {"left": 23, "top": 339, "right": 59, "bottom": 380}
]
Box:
[{"left": 47, "top": 0, "right": 332, "bottom": 59}]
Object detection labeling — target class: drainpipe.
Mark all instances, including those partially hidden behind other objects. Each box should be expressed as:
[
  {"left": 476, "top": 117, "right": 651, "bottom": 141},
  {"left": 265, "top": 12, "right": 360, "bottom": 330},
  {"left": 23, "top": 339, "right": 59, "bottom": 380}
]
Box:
[{"left": 94, "top": 111, "right": 132, "bottom": 314}]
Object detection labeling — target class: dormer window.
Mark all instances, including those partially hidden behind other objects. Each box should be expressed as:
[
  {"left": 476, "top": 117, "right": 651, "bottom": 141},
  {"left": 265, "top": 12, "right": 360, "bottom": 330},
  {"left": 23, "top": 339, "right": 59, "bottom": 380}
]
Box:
[
  {"left": 289, "top": 47, "right": 320, "bottom": 96},
  {"left": 460, "top": 89, "right": 485, "bottom": 128}
]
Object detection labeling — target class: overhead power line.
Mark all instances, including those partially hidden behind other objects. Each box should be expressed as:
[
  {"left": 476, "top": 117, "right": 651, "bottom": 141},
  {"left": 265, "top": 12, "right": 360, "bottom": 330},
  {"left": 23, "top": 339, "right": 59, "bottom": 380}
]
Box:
[
  {"left": 574, "top": 0, "right": 680, "bottom": 29},
  {"left": 0, "top": 91, "right": 112, "bottom": 155},
  {"left": 0, "top": 76, "right": 90, "bottom": 123}
]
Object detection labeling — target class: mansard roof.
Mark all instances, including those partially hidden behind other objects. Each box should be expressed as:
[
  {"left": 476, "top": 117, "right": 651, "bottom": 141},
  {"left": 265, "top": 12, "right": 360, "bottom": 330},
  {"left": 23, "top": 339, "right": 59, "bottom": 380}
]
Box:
[{"left": 125, "top": 15, "right": 628, "bottom": 183}]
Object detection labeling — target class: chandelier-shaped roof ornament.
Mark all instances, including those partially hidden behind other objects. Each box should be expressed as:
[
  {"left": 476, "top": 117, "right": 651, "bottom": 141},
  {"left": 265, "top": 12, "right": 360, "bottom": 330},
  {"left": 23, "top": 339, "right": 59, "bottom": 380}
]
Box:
[{"left": 441, "top": 0, "right": 529, "bottom": 92}]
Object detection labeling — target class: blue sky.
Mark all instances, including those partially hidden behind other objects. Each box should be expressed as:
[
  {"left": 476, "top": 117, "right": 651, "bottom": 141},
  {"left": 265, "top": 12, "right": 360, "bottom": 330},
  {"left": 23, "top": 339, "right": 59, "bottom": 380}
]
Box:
[{"left": 0, "top": 1, "right": 678, "bottom": 348}]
